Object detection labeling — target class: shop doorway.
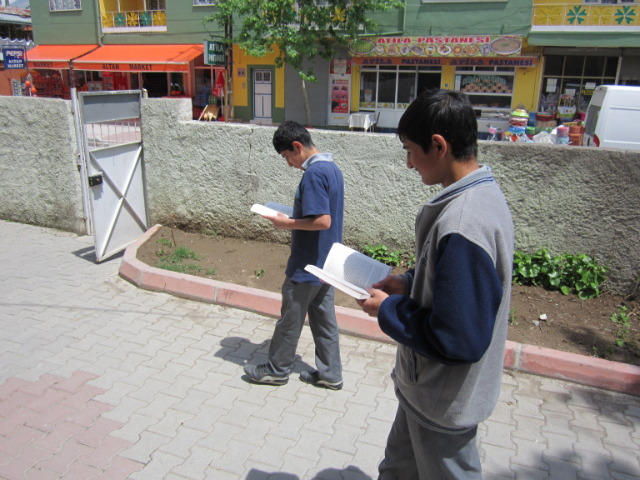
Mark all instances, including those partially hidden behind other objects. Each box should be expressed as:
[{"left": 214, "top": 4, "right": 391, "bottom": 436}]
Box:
[
  {"left": 141, "top": 72, "right": 169, "bottom": 97},
  {"left": 253, "top": 69, "right": 272, "bottom": 121}
]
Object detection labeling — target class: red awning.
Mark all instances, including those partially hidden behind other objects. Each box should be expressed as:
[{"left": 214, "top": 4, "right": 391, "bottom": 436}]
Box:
[
  {"left": 26, "top": 45, "right": 99, "bottom": 70},
  {"left": 72, "top": 44, "right": 204, "bottom": 73}
]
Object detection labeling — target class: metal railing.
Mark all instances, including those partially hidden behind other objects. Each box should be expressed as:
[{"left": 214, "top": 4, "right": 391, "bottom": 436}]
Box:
[
  {"left": 85, "top": 119, "right": 141, "bottom": 151},
  {"left": 532, "top": 3, "right": 639, "bottom": 27},
  {"left": 101, "top": 10, "right": 167, "bottom": 29}
]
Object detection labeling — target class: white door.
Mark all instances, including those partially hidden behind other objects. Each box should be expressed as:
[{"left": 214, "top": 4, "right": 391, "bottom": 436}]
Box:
[
  {"left": 76, "top": 90, "right": 149, "bottom": 262},
  {"left": 254, "top": 69, "right": 272, "bottom": 120}
]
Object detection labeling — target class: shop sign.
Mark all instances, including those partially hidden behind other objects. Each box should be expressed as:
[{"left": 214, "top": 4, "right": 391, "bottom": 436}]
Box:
[
  {"left": 349, "top": 35, "right": 523, "bottom": 58},
  {"left": 330, "top": 59, "right": 351, "bottom": 74},
  {"left": 352, "top": 56, "right": 536, "bottom": 67},
  {"left": 204, "top": 41, "right": 226, "bottom": 66},
  {"left": 72, "top": 62, "right": 191, "bottom": 72},
  {"left": 11, "top": 79, "right": 22, "bottom": 96},
  {"left": 2, "top": 46, "right": 25, "bottom": 69},
  {"left": 330, "top": 77, "right": 350, "bottom": 114}
]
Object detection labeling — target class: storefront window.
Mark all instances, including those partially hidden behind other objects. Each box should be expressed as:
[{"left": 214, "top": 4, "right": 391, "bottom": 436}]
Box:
[
  {"left": 541, "top": 55, "right": 618, "bottom": 116},
  {"left": 455, "top": 67, "right": 514, "bottom": 111},
  {"left": 359, "top": 72, "right": 377, "bottom": 109},
  {"left": 359, "top": 66, "right": 442, "bottom": 110},
  {"left": 170, "top": 72, "right": 187, "bottom": 95}
]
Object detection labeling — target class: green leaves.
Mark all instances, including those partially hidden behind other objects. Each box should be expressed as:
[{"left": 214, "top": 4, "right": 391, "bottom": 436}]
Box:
[
  {"left": 363, "top": 244, "right": 402, "bottom": 267},
  {"left": 512, "top": 248, "right": 607, "bottom": 299}
]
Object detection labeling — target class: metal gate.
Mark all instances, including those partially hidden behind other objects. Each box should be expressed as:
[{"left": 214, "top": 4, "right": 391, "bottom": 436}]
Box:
[{"left": 72, "top": 90, "right": 149, "bottom": 262}]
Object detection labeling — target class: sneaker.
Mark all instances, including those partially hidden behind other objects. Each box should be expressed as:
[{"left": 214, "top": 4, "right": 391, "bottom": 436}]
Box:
[
  {"left": 300, "top": 370, "right": 343, "bottom": 390},
  {"left": 244, "top": 363, "right": 288, "bottom": 386}
]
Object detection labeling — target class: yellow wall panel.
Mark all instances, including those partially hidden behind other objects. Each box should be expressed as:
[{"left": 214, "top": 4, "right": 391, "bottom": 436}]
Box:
[{"left": 232, "top": 45, "right": 283, "bottom": 108}]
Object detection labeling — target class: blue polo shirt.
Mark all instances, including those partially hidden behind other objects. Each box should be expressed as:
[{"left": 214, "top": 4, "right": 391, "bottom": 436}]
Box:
[{"left": 286, "top": 152, "right": 344, "bottom": 284}]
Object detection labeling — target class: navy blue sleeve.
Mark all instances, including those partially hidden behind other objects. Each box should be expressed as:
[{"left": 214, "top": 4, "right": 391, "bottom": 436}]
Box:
[
  {"left": 377, "top": 234, "right": 503, "bottom": 365},
  {"left": 300, "top": 170, "right": 330, "bottom": 218}
]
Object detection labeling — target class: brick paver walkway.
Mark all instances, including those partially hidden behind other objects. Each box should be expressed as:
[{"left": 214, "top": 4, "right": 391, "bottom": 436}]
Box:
[{"left": 0, "top": 220, "right": 639, "bottom": 479}]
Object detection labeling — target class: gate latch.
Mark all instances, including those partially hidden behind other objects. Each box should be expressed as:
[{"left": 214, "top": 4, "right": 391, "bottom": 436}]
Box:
[{"left": 88, "top": 173, "right": 103, "bottom": 187}]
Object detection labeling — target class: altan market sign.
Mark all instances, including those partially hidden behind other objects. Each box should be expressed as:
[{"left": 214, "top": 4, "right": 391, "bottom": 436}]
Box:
[{"left": 349, "top": 35, "right": 532, "bottom": 65}]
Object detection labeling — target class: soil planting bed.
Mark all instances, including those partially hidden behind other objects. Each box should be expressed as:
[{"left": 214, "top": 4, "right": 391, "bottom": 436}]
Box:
[{"left": 136, "top": 226, "right": 640, "bottom": 367}]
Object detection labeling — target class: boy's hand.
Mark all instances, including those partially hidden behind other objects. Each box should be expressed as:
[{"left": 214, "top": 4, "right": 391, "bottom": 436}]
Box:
[
  {"left": 372, "top": 275, "right": 405, "bottom": 296},
  {"left": 263, "top": 213, "right": 292, "bottom": 230},
  {"left": 356, "top": 288, "right": 389, "bottom": 317}
]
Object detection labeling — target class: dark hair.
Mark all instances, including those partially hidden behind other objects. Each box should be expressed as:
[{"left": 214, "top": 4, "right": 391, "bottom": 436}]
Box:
[
  {"left": 397, "top": 89, "right": 477, "bottom": 160},
  {"left": 272, "top": 121, "right": 315, "bottom": 153}
]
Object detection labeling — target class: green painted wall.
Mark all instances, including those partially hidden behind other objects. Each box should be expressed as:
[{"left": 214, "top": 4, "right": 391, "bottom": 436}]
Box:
[
  {"left": 31, "top": 1, "right": 100, "bottom": 45},
  {"left": 30, "top": 1, "right": 224, "bottom": 46},
  {"left": 366, "top": 0, "right": 532, "bottom": 36}
]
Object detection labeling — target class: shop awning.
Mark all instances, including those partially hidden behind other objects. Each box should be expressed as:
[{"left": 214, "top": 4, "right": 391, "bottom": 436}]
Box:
[
  {"left": 528, "top": 32, "right": 640, "bottom": 49},
  {"left": 26, "top": 45, "right": 98, "bottom": 70},
  {"left": 72, "top": 44, "right": 204, "bottom": 73}
]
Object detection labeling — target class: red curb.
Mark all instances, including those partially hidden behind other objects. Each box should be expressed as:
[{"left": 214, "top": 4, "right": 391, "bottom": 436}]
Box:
[
  {"left": 216, "top": 283, "right": 283, "bottom": 318},
  {"left": 118, "top": 257, "right": 145, "bottom": 286},
  {"left": 119, "top": 225, "right": 640, "bottom": 396},
  {"left": 335, "top": 306, "right": 393, "bottom": 344},
  {"left": 503, "top": 341, "right": 519, "bottom": 370},
  {"left": 519, "top": 344, "right": 640, "bottom": 396}
]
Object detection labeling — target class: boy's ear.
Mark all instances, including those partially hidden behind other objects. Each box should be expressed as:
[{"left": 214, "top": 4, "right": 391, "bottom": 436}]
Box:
[
  {"left": 291, "top": 141, "right": 304, "bottom": 153},
  {"left": 432, "top": 134, "right": 448, "bottom": 157}
]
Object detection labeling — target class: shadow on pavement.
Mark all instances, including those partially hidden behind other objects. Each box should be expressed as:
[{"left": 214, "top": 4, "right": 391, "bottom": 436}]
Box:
[
  {"left": 246, "top": 466, "right": 373, "bottom": 480},
  {"left": 71, "top": 245, "right": 124, "bottom": 264},
  {"left": 213, "top": 336, "right": 314, "bottom": 375}
]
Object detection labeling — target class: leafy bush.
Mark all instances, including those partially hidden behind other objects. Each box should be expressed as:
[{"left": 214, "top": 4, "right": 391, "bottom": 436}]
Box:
[
  {"left": 363, "top": 244, "right": 402, "bottom": 267},
  {"left": 513, "top": 248, "right": 607, "bottom": 299}
]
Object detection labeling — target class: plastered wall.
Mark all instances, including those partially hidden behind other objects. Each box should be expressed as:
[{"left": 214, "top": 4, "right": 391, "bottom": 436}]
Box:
[
  {"left": 0, "top": 96, "right": 85, "bottom": 234},
  {"left": 0, "top": 95, "right": 638, "bottom": 293}
]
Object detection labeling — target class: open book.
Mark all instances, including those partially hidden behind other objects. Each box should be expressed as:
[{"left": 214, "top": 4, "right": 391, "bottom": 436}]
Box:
[
  {"left": 250, "top": 202, "right": 294, "bottom": 218},
  {"left": 305, "top": 243, "right": 392, "bottom": 300}
]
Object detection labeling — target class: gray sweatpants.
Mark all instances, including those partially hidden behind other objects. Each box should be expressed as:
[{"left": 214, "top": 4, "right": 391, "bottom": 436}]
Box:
[
  {"left": 267, "top": 277, "right": 342, "bottom": 384},
  {"left": 378, "top": 404, "right": 482, "bottom": 480}
]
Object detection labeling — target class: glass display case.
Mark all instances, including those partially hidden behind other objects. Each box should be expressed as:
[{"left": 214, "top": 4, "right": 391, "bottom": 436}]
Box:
[{"left": 455, "top": 69, "right": 514, "bottom": 112}]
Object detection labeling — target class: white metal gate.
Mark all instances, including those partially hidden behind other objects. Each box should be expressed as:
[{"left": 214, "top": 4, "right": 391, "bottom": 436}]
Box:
[{"left": 73, "top": 90, "right": 149, "bottom": 262}]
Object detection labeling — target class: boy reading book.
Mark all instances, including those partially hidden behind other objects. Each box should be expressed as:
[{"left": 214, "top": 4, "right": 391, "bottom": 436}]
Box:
[
  {"left": 244, "top": 121, "right": 345, "bottom": 390},
  {"left": 357, "top": 90, "right": 515, "bottom": 479}
]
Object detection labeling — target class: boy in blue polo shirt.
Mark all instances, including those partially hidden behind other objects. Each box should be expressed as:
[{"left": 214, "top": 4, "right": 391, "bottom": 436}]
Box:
[{"left": 244, "top": 121, "right": 344, "bottom": 390}]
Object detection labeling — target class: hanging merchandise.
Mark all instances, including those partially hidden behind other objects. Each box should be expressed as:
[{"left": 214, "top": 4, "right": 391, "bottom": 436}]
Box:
[{"left": 557, "top": 94, "right": 576, "bottom": 120}]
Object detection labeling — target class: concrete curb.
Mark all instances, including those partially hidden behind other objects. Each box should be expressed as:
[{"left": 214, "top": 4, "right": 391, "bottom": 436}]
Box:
[{"left": 120, "top": 225, "right": 640, "bottom": 397}]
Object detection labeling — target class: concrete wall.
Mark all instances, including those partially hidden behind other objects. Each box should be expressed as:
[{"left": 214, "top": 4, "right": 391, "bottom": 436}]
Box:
[
  {"left": 0, "top": 96, "right": 85, "bottom": 234},
  {"left": 1, "top": 95, "right": 638, "bottom": 294},
  {"left": 142, "top": 99, "right": 640, "bottom": 294}
]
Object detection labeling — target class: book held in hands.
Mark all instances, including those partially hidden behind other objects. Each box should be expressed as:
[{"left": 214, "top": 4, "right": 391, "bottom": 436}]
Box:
[
  {"left": 250, "top": 202, "right": 294, "bottom": 218},
  {"left": 305, "top": 243, "right": 392, "bottom": 300}
]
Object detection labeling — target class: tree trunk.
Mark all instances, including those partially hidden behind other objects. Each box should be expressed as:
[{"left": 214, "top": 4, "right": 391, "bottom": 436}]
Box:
[{"left": 299, "top": 76, "right": 312, "bottom": 127}]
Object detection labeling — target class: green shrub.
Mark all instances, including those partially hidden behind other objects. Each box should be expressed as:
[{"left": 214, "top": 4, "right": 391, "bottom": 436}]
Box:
[
  {"left": 513, "top": 248, "right": 607, "bottom": 299},
  {"left": 363, "top": 244, "right": 402, "bottom": 267}
]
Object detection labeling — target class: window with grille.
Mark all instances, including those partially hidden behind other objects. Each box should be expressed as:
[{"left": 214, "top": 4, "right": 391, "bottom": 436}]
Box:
[
  {"left": 147, "top": 0, "right": 167, "bottom": 10},
  {"left": 194, "top": 0, "right": 216, "bottom": 5},
  {"left": 49, "top": 0, "right": 82, "bottom": 11}
]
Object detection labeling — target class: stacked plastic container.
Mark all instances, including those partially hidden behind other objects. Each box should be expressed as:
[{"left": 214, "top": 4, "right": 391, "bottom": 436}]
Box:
[
  {"left": 507, "top": 109, "right": 529, "bottom": 141},
  {"left": 556, "top": 125, "right": 569, "bottom": 145}
]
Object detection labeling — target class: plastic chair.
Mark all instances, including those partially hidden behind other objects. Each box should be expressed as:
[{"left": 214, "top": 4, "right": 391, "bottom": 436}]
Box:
[{"left": 368, "top": 112, "right": 380, "bottom": 132}]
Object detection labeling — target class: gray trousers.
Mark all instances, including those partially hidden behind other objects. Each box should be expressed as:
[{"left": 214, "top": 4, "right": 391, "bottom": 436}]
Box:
[
  {"left": 378, "top": 404, "right": 482, "bottom": 480},
  {"left": 267, "top": 277, "right": 342, "bottom": 384}
]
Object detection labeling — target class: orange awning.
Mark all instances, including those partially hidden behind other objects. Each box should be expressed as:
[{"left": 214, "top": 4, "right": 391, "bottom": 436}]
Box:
[
  {"left": 72, "top": 44, "right": 204, "bottom": 73},
  {"left": 26, "top": 45, "right": 99, "bottom": 70}
]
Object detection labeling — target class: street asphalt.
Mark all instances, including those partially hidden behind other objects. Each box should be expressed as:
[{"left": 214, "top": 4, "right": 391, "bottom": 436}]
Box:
[{"left": 0, "top": 220, "right": 639, "bottom": 479}]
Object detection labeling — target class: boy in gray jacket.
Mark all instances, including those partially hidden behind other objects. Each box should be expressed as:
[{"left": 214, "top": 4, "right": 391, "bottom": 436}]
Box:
[{"left": 358, "top": 89, "right": 514, "bottom": 479}]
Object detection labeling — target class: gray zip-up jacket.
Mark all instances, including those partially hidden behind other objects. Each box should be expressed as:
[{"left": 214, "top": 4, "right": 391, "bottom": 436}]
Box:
[{"left": 378, "top": 165, "right": 514, "bottom": 432}]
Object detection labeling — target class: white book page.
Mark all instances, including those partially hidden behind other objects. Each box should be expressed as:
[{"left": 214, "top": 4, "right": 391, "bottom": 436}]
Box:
[
  {"left": 250, "top": 204, "right": 290, "bottom": 218},
  {"left": 264, "top": 202, "right": 294, "bottom": 217},
  {"left": 322, "top": 243, "right": 392, "bottom": 291},
  {"left": 305, "top": 265, "right": 370, "bottom": 300}
]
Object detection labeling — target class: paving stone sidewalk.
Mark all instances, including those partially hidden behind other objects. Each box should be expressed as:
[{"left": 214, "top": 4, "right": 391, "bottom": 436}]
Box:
[{"left": 0, "top": 220, "right": 639, "bottom": 480}]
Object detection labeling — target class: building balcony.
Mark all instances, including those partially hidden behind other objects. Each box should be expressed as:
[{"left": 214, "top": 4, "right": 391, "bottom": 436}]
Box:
[
  {"left": 101, "top": 10, "right": 167, "bottom": 33},
  {"left": 532, "top": 3, "right": 640, "bottom": 31}
]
